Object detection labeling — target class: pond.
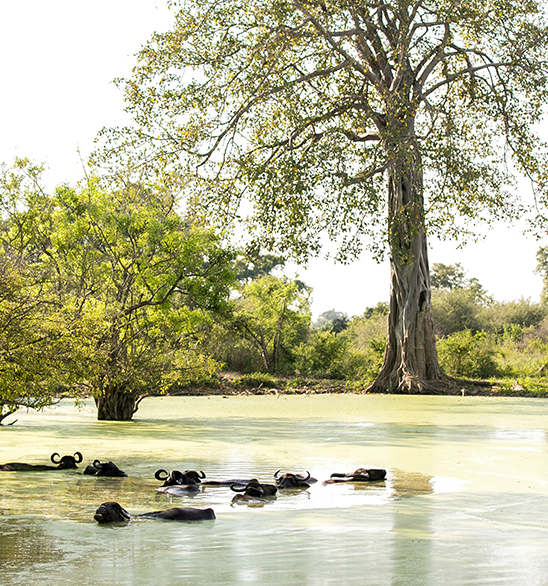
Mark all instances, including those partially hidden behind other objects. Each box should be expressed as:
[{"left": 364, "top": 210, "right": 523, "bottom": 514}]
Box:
[{"left": 1, "top": 395, "right": 548, "bottom": 585}]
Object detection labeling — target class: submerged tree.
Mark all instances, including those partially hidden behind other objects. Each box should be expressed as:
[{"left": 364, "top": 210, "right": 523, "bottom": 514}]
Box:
[
  {"left": 51, "top": 179, "right": 236, "bottom": 420},
  {"left": 100, "top": 1, "right": 548, "bottom": 393}
]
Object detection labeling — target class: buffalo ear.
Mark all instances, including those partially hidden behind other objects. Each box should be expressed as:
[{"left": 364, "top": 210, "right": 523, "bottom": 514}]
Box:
[{"left": 50, "top": 453, "right": 61, "bottom": 464}]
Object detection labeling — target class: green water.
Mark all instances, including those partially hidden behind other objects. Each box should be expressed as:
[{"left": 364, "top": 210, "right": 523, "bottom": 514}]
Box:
[{"left": 1, "top": 395, "right": 548, "bottom": 585}]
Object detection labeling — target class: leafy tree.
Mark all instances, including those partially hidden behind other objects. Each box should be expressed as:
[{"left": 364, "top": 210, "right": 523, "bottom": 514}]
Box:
[
  {"left": 100, "top": 0, "right": 548, "bottom": 393},
  {"left": 315, "top": 309, "right": 346, "bottom": 330},
  {"left": 0, "top": 161, "right": 88, "bottom": 423},
  {"left": 478, "top": 298, "right": 545, "bottom": 334},
  {"left": 536, "top": 246, "right": 548, "bottom": 304},
  {"left": 431, "top": 263, "right": 467, "bottom": 290},
  {"left": 229, "top": 275, "right": 310, "bottom": 373},
  {"left": 0, "top": 161, "right": 236, "bottom": 421},
  {"left": 432, "top": 287, "right": 483, "bottom": 336},
  {"left": 295, "top": 329, "right": 349, "bottom": 379},
  {"left": 50, "top": 179, "right": 236, "bottom": 420}
]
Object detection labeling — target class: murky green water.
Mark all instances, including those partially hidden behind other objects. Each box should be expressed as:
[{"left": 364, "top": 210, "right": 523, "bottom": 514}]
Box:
[{"left": 1, "top": 395, "right": 548, "bottom": 585}]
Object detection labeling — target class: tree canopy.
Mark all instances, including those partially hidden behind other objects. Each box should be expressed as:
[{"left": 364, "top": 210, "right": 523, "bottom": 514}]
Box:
[
  {"left": 0, "top": 160, "right": 236, "bottom": 420},
  {"left": 97, "top": 0, "right": 548, "bottom": 393}
]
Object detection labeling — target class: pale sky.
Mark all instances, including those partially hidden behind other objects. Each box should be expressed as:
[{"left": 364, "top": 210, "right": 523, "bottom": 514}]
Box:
[{"left": 1, "top": 1, "right": 545, "bottom": 318}]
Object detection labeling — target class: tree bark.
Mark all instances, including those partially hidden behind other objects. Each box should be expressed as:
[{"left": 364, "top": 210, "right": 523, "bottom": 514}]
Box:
[
  {"left": 368, "top": 143, "right": 445, "bottom": 394},
  {"left": 95, "top": 385, "right": 140, "bottom": 421}
]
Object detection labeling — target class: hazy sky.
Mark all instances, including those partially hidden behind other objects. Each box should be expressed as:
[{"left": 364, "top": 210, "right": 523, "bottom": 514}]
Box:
[{"left": 1, "top": 1, "right": 545, "bottom": 318}]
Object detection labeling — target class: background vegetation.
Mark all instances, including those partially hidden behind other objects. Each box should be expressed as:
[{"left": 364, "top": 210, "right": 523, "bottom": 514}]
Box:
[{"left": 2, "top": 157, "right": 548, "bottom": 423}]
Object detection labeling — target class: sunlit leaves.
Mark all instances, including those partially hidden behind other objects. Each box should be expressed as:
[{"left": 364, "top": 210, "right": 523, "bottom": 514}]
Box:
[{"left": 96, "top": 0, "right": 548, "bottom": 261}]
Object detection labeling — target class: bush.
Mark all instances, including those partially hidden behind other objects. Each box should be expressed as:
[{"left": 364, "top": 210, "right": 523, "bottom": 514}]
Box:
[
  {"left": 437, "top": 330, "right": 498, "bottom": 379},
  {"left": 295, "top": 330, "right": 349, "bottom": 379}
]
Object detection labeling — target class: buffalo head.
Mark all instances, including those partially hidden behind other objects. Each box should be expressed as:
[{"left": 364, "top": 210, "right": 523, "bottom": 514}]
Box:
[
  {"left": 325, "top": 468, "right": 387, "bottom": 484},
  {"left": 230, "top": 479, "right": 277, "bottom": 500},
  {"left": 85, "top": 459, "right": 127, "bottom": 477},
  {"left": 274, "top": 470, "right": 315, "bottom": 489},
  {"left": 50, "top": 452, "right": 83, "bottom": 469},
  {"left": 94, "top": 502, "right": 131, "bottom": 524}
]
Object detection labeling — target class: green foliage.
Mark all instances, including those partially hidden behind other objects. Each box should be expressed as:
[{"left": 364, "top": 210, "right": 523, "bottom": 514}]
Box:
[
  {"left": 315, "top": 310, "right": 346, "bottom": 330},
  {"left": 53, "top": 178, "right": 235, "bottom": 418},
  {"left": 209, "top": 275, "right": 310, "bottom": 374},
  {"left": 233, "top": 252, "right": 286, "bottom": 284},
  {"left": 431, "top": 263, "right": 467, "bottom": 290},
  {"left": 478, "top": 299, "right": 546, "bottom": 335},
  {"left": 295, "top": 330, "right": 349, "bottom": 379},
  {"left": 437, "top": 330, "right": 498, "bottom": 379},
  {"left": 0, "top": 160, "right": 236, "bottom": 419},
  {"left": 432, "top": 288, "right": 484, "bottom": 336},
  {"left": 97, "top": 1, "right": 548, "bottom": 262},
  {"left": 536, "top": 246, "right": 548, "bottom": 304}
]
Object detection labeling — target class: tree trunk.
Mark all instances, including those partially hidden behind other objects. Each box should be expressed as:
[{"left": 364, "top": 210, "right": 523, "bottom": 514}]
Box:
[
  {"left": 95, "top": 385, "right": 140, "bottom": 421},
  {"left": 368, "top": 145, "right": 445, "bottom": 394}
]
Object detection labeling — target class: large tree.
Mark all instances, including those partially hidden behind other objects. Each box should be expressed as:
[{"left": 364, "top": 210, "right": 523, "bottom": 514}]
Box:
[{"left": 99, "top": 0, "right": 548, "bottom": 393}]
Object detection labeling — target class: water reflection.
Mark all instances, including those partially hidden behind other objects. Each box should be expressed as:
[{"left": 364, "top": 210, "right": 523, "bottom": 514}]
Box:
[{"left": 1, "top": 396, "right": 548, "bottom": 585}]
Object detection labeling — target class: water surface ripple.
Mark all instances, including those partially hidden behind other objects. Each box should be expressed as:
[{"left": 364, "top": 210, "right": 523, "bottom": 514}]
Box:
[{"left": 1, "top": 395, "right": 548, "bottom": 585}]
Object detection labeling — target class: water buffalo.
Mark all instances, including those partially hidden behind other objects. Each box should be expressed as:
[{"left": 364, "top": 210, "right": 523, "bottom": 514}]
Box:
[
  {"left": 323, "top": 468, "right": 387, "bottom": 484},
  {"left": 154, "top": 469, "right": 201, "bottom": 493},
  {"left": 274, "top": 470, "right": 317, "bottom": 489},
  {"left": 93, "top": 501, "right": 215, "bottom": 524},
  {"left": 84, "top": 460, "right": 127, "bottom": 477},
  {"left": 230, "top": 479, "right": 277, "bottom": 503},
  {"left": 0, "top": 451, "right": 83, "bottom": 471}
]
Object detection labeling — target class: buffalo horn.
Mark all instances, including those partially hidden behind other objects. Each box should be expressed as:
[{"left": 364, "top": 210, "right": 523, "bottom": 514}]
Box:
[
  {"left": 50, "top": 453, "right": 61, "bottom": 464},
  {"left": 154, "top": 469, "right": 170, "bottom": 481},
  {"left": 92, "top": 459, "right": 102, "bottom": 469},
  {"left": 230, "top": 484, "right": 247, "bottom": 493},
  {"left": 199, "top": 471, "right": 206, "bottom": 479},
  {"left": 301, "top": 471, "right": 311, "bottom": 483},
  {"left": 273, "top": 469, "right": 281, "bottom": 479},
  {"left": 74, "top": 452, "right": 83, "bottom": 463}
]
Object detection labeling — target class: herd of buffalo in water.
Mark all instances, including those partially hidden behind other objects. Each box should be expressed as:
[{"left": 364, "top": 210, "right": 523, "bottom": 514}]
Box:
[{"left": 0, "top": 451, "right": 387, "bottom": 524}]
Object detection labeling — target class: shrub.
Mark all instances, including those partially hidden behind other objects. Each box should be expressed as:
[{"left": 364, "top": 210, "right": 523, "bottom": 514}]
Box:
[
  {"left": 437, "top": 330, "right": 498, "bottom": 379},
  {"left": 295, "top": 330, "right": 349, "bottom": 379}
]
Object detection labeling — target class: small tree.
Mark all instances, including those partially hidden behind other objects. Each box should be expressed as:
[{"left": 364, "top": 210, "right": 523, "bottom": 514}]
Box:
[
  {"left": 229, "top": 275, "right": 310, "bottom": 373},
  {"left": 0, "top": 161, "right": 236, "bottom": 420},
  {"left": 51, "top": 179, "right": 236, "bottom": 420}
]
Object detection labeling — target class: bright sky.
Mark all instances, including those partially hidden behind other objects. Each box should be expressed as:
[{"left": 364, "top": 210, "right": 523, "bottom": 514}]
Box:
[{"left": 1, "top": 2, "right": 545, "bottom": 318}]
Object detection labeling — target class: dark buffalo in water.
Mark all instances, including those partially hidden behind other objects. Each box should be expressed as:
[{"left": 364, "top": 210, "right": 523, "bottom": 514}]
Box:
[
  {"left": 84, "top": 460, "right": 127, "bottom": 477},
  {"left": 0, "top": 452, "right": 83, "bottom": 471},
  {"left": 155, "top": 469, "right": 205, "bottom": 487},
  {"left": 230, "top": 479, "right": 277, "bottom": 503},
  {"left": 154, "top": 469, "right": 201, "bottom": 493},
  {"left": 323, "top": 468, "right": 387, "bottom": 484},
  {"left": 94, "top": 501, "right": 215, "bottom": 524},
  {"left": 274, "top": 470, "right": 317, "bottom": 489}
]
